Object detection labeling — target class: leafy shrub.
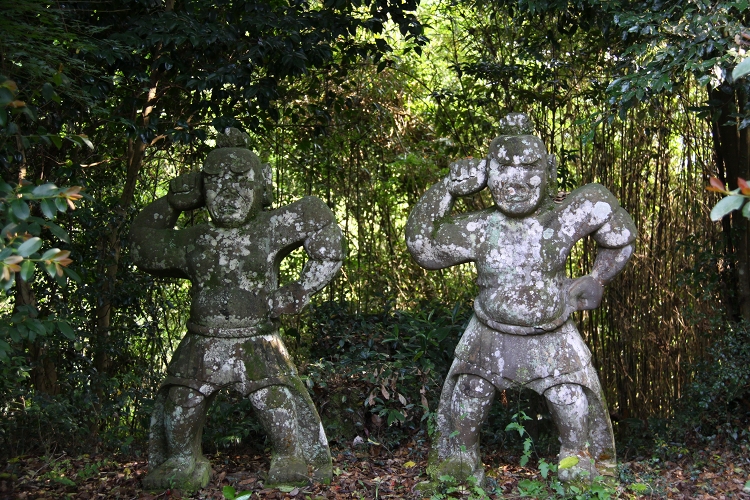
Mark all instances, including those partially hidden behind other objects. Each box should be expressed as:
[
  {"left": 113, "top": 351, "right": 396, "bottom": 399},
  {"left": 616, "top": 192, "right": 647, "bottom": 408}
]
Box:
[
  {"left": 298, "top": 299, "right": 473, "bottom": 447},
  {"left": 667, "top": 321, "right": 750, "bottom": 447}
]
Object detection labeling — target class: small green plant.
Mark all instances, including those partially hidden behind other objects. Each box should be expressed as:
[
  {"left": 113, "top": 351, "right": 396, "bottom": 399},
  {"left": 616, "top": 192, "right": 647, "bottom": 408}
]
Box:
[
  {"left": 430, "top": 473, "right": 489, "bottom": 500},
  {"left": 222, "top": 485, "right": 253, "bottom": 500},
  {"left": 504, "top": 412, "right": 619, "bottom": 499}
]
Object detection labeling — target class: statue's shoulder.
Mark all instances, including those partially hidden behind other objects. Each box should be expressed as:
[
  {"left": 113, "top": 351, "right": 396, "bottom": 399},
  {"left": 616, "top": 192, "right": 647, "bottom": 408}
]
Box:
[
  {"left": 272, "top": 196, "right": 331, "bottom": 214},
  {"left": 562, "top": 183, "right": 619, "bottom": 209}
]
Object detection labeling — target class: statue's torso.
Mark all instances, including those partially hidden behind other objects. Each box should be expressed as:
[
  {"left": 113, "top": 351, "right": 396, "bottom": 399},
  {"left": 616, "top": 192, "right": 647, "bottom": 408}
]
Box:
[
  {"left": 185, "top": 216, "right": 279, "bottom": 328},
  {"left": 474, "top": 209, "right": 570, "bottom": 327}
]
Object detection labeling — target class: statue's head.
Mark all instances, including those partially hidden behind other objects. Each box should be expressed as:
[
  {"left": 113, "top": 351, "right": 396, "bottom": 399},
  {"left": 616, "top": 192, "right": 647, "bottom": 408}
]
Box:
[
  {"left": 202, "top": 128, "right": 273, "bottom": 227},
  {"left": 487, "top": 113, "right": 557, "bottom": 217}
]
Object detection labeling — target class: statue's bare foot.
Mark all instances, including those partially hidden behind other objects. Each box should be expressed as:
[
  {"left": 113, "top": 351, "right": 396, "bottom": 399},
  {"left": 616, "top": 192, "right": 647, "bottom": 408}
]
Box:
[
  {"left": 266, "top": 455, "right": 309, "bottom": 487},
  {"left": 311, "top": 462, "right": 332, "bottom": 484},
  {"left": 557, "top": 448, "right": 597, "bottom": 484},
  {"left": 432, "top": 449, "right": 484, "bottom": 486},
  {"left": 142, "top": 456, "right": 211, "bottom": 492}
]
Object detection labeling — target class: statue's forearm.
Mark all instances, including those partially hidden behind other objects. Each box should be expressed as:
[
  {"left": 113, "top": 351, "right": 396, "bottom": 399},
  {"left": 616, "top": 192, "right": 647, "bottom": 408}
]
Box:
[
  {"left": 405, "top": 178, "right": 456, "bottom": 259},
  {"left": 298, "top": 259, "right": 343, "bottom": 294},
  {"left": 406, "top": 178, "right": 454, "bottom": 237},
  {"left": 590, "top": 244, "right": 634, "bottom": 285}
]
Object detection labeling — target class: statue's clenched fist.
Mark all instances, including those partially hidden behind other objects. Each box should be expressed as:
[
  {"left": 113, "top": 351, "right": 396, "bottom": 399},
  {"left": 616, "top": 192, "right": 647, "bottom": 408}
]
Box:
[
  {"left": 448, "top": 158, "right": 488, "bottom": 197},
  {"left": 168, "top": 171, "right": 204, "bottom": 211}
]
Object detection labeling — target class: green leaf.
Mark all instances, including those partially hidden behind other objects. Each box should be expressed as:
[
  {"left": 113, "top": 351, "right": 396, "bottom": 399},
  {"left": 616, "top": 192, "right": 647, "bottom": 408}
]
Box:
[
  {"left": 710, "top": 195, "right": 745, "bottom": 221},
  {"left": 559, "top": 456, "right": 580, "bottom": 469},
  {"left": 42, "top": 82, "right": 55, "bottom": 102},
  {"left": 40, "top": 198, "right": 56, "bottom": 219},
  {"left": 222, "top": 486, "right": 236, "bottom": 500},
  {"left": 63, "top": 266, "right": 81, "bottom": 282},
  {"left": 743, "top": 200, "right": 750, "bottom": 219},
  {"left": 32, "top": 183, "right": 58, "bottom": 197},
  {"left": 10, "top": 200, "right": 30, "bottom": 220},
  {"left": 20, "top": 260, "right": 34, "bottom": 281},
  {"left": 539, "top": 460, "right": 550, "bottom": 479},
  {"left": 0, "top": 87, "right": 14, "bottom": 107},
  {"left": 17, "top": 237, "right": 42, "bottom": 257},
  {"left": 57, "top": 321, "right": 75, "bottom": 340},
  {"left": 54, "top": 197, "right": 67, "bottom": 212},
  {"left": 733, "top": 58, "right": 750, "bottom": 81},
  {"left": 386, "top": 410, "right": 405, "bottom": 426},
  {"left": 44, "top": 261, "right": 58, "bottom": 278},
  {"left": 41, "top": 248, "right": 61, "bottom": 260},
  {"left": 47, "top": 222, "right": 70, "bottom": 243},
  {"left": 49, "top": 134, "right": 62, "bottom": 149},
  {"left": 28, "top": 320, "right": 46, "bottom": 337}
]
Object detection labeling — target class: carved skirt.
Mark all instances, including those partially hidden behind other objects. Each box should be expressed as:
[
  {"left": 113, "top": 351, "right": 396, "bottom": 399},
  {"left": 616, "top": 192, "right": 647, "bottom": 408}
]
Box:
[
  {"left": 451, "top": 315, "right": 594, "bottom": 392},
  {"left": 162, "top": 331, "right": 299, "bottom": 396}
]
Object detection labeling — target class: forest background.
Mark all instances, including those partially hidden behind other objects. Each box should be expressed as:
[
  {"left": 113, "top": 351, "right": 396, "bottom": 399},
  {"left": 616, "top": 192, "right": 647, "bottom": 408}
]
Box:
[{"left": 1, "top": 0, "right": 749, "bottom": 490}]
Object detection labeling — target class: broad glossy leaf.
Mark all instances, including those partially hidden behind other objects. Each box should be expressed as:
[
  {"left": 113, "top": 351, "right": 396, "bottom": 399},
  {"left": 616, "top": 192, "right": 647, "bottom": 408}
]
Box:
[
  {"left": 42, "top": 82, "right": 55, "bottom": 102},
  {"left": 17, "top": 237, "right": 42, "bottom": 257},
  {"left": 19, "top": 260, "right": 34, "bottom": 281},
  {"left": 44, "top": 261, "right": 57, "bottom": 278},
  {"left": 47, "top": 222, "right": 70, "bottom": 243},
  {"left": 710, "top": 195, "right": 745, "bottom": 221},
  {"left": 63, "top": 266, "right": 81, "bottom": 282},
  {"left": 10, "top": 200, "right": 30, "bottom": 220},
  {"left": 733, "top": 57, "right": 750, "bottom": 81},
  {"left": 41, "top": 248, "right": 61, "bottom": 260},
  {"left": 40, "top": 198, "right": 56, "bottom": 219},
  {"left": 57, "top": 321, "right": 75, "bottom": 340},
  {"left": 32, "top": 183, "right": 58, "bottom": 197}
]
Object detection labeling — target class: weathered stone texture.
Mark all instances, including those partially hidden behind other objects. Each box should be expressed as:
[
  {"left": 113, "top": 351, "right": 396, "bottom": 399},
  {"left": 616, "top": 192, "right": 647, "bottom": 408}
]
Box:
[
  {"left": 131, "top": 129, "right": 343, "bottom": 491},
  {"left": 406, "top": 113, "right": 636, "bottom": 487}
]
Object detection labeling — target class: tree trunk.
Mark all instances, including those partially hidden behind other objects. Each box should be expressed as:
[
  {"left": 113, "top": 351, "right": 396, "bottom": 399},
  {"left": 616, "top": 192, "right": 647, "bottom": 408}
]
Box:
[{"left": 710, "top": 84, "right": 750, "bottom": 322}]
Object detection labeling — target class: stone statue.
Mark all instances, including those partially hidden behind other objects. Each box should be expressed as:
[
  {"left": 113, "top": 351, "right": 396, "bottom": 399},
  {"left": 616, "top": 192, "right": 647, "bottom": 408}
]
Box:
[
  {"left": 405, "top": 113, "right": 636, "bottom": 485},
  {"left": 130, "top": 128, "right": 344, "bottom": 491}
]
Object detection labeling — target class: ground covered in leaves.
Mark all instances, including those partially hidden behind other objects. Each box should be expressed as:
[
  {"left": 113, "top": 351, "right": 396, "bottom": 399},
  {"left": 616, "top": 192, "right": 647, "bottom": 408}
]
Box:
[{"left": 2, "top": 441, "right": 749, "bottom": 499}]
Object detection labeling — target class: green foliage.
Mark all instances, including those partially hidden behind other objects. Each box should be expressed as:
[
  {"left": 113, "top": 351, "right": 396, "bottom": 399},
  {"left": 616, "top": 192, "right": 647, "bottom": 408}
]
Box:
[
  {"left": 668, "top": 321, "right": 750, "bottom": 445},
  {"left": 430, "top": 473, "right": 489, "bottom": 499},
  {"left": 301, "top": 300, "right": 472, "bottom": 446}
]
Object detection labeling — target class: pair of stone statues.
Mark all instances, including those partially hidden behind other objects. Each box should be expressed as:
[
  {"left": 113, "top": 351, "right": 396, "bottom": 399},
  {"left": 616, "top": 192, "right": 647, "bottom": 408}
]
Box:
[{"left": 130, "top": 114, "right": 636, "bottom": 492}]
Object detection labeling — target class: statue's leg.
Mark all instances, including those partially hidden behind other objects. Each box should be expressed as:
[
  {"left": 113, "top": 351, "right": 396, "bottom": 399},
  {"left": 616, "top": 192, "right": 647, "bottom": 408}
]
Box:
[
  {"left": 544, "top": 383, "right": 597, "bottom": 483},
  {"left": 143, "top": 385, "right": 213, "bottom": 491},
  {"left": 249, "top": 385, "right": 309, "bottom": 487},
  {"left": 148, "top": 386, "right": 169, "bottom": 469},
  {"left": 432, "top": 373, "right": 495, "bottom": 484},
  {"left": 285, "top": 378, "right": 332, "bottom": 483}
]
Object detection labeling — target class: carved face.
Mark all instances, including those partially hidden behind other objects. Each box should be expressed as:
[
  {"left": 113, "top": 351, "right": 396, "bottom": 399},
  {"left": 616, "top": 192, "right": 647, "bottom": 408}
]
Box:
[
  {"left": 487, "top": 158, "right": 547, "bottom": 216},
  {"left": 487, "top": 135, "right": 549, "bottom": 217},
  {"left": 202, "top": 148, "right": 264, "bottom": 227},
  {"left": 204, "top": 169, "right": 261, "bottom": 227}
]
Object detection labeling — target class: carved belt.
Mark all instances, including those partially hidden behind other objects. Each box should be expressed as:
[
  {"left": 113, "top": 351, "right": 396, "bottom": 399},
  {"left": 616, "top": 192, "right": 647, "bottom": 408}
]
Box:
[
  {"left": 473, "top": 300, "right": 571, "bottom": 335},
  {"left": 187, "top": 320, "right": 277, "bottom": 338}
]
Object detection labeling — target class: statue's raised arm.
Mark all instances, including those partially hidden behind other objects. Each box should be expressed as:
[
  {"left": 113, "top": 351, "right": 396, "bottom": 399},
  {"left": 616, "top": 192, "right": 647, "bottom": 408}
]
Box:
[
  {"left": 129, "top": 171, "right": 205, "bottom": 279},
  {"left": 405, "top": 158, "right": 488, "bottom": 269}
]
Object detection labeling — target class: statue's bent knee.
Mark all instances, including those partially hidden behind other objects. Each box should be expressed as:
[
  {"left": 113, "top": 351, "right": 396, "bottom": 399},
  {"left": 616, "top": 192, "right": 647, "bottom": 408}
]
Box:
[
  {"left": 168, "top": 386, "right": 205, "bottom": 409},
  {"left": 544, "top": 383, "right": 584, "bottom": 406},
  {"left": 456, "top": 374, "right": 495, "bottom": 400}
]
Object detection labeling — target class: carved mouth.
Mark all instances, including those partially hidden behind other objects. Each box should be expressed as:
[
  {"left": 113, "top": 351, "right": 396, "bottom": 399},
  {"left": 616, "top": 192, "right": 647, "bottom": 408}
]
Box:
[{"left": 501, "top": 185, "right": 532, "bottom": 203}]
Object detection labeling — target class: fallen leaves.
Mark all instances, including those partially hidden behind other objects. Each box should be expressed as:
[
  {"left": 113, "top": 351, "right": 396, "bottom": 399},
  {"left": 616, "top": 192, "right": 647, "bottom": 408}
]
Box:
[{"left": 2, "top": 442, "right": 750, "bottom": 499}]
